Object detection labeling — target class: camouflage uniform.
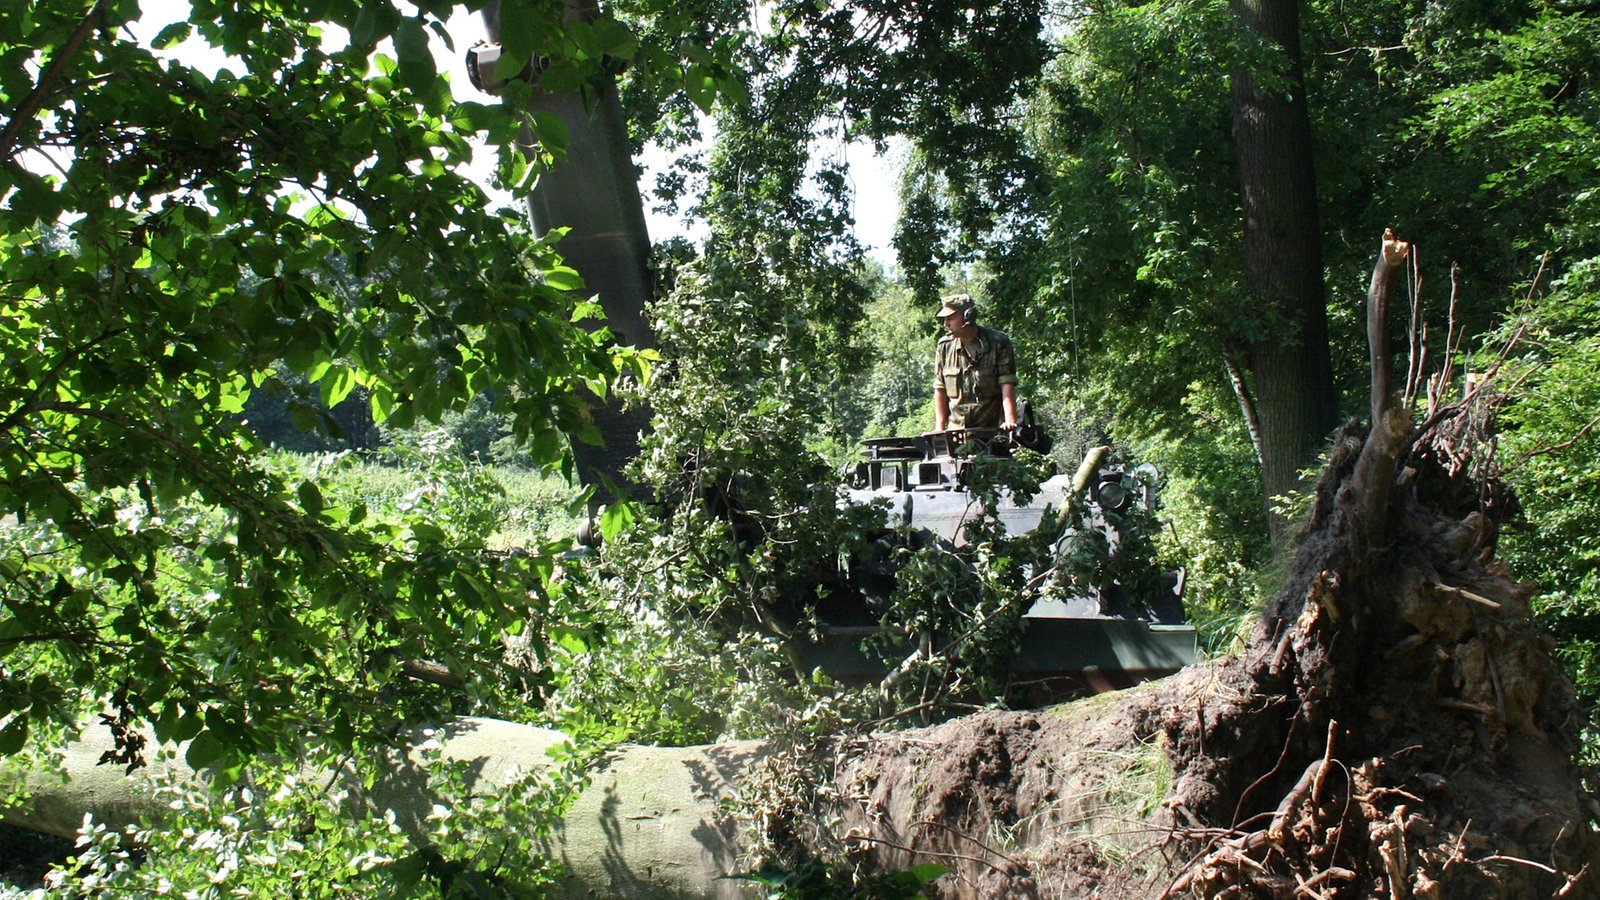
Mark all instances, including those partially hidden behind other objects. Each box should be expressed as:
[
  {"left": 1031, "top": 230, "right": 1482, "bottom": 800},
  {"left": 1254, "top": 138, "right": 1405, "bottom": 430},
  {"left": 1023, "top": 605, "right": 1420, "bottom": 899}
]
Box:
[{"left": 935, "top": 325, "right": 1017, "bottom": 429}]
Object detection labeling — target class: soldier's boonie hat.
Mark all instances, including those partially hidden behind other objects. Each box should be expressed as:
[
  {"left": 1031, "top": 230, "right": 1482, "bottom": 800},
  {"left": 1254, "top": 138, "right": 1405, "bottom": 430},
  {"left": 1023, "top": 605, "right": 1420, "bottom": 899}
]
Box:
[{"left": 937, "top": 293, "right": 974, "bottom": 318}]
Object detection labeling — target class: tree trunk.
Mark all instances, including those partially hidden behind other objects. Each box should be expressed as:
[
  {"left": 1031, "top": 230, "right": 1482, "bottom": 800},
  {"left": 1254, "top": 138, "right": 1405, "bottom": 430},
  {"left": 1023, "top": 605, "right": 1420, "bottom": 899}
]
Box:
[
  {"left": 482, "top": 0, "right": 655, "bottom": 500},
  {"left": 1229, "top": 0, "right": 1338, "bottom": 539}
]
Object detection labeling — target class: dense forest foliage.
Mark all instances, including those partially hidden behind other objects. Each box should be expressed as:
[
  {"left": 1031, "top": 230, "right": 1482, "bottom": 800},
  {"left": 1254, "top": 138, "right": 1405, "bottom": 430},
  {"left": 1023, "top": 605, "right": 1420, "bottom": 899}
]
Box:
[{"left": 2, "top": 0, "right": 1598, "bottom": 894}]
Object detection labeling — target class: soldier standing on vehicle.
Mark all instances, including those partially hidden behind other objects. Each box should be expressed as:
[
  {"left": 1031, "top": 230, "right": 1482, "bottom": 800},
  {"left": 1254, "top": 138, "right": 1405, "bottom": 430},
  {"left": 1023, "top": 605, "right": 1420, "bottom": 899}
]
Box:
[{"left": 933, "top": 294, "right": 1020, "bottom": 432}]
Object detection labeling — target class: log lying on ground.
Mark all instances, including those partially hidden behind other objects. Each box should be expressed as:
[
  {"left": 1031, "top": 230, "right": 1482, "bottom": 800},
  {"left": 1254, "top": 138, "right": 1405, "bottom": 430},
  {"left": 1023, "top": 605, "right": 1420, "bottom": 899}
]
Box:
[{"left": 5, "top": 717, "right": 764, "bottom": 899}]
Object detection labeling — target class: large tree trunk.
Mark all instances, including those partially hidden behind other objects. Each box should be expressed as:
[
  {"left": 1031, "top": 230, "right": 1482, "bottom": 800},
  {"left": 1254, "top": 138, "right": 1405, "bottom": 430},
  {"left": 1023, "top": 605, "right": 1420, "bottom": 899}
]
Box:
[
  {"left": 482, "top": 0, "right": 655, "bottom": 500},
  {"left": 1229, "top": 0, "right": 1338, "bottom": 540}
]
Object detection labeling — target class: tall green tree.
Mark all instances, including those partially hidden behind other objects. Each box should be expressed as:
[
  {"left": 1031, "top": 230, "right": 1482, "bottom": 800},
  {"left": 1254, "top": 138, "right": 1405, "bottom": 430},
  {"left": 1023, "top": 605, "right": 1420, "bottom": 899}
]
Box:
[
  {"left": 478, "top": 0, "right": 660, "bottom": 499},
  {"left": 0, "top": 0, "right": 717, "bottom": 770},
  {"left": 1229, "top": 0, "right": 1337, "bottom": 529}
]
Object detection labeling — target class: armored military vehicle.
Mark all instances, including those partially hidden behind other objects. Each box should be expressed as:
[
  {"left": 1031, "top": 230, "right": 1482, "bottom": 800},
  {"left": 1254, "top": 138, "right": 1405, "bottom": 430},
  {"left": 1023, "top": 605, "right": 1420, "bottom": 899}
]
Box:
[{"left": 798, "top": 426, "right": 1196, "bottom": 700}]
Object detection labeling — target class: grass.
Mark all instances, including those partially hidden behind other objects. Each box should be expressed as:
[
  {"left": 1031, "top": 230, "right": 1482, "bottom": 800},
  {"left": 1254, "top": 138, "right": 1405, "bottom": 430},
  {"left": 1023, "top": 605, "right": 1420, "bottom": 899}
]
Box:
[{"left": 289, "top": 452, "right": 586, "bottom": 550}]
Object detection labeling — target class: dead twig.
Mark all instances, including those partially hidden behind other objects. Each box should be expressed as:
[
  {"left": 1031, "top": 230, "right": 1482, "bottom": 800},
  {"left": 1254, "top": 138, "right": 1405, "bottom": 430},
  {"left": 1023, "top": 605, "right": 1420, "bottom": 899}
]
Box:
[
  {"left": 1558, "top": 863, "right": 1590, "bottom": 897},
  {"left": 1354, "top": 786, "right": 1426, "bottom": 806},
  {"left": 1439, "top": 821, "right": 1472, "bottom": 877},
  {"left": 845, "top": 831, "right": 1012, "bottom": 879},
  {"left": 1312, "top": 720, "right": 1336, "bottom": 805},
  {"left": 1296, "top": 866, "right": 1357, "bottom": 897},
  {"left": 911, "top": 819, "right": 1024, "bottom": 866},
  {"left": 1433, "top": 582, "right": 1501, "bottom": 609},
  {"left": 1270, "top": 759, "right": 1323, "bottom": 843},
  {"left": 1479, "top": 854, "right": 1557, "bottom": 875}
]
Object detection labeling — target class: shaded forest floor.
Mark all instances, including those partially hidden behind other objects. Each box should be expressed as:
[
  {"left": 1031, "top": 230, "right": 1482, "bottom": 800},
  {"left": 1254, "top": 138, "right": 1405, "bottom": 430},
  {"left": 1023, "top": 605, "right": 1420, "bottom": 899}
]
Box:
[{"left": 0, "top": 824, "right": 70, "bottom": 893}]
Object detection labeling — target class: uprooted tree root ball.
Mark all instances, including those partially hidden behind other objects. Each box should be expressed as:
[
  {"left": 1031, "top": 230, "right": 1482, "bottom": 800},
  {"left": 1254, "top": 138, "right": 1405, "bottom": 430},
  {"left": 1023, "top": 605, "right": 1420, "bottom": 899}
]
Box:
[
  {"left": 749, "top": 392, "right": 1597, "bottom": 899},
  {"left": 753, "top": 241, "right": 1599, "bottom": 898}
]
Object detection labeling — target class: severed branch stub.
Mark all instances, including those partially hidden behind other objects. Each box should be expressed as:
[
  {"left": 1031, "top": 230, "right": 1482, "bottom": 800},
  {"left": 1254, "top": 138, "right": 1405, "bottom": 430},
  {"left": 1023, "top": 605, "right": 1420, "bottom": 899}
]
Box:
[
  {"left": 1351, "top": 228, "right": 1415, "bottom": 541},
  {"left": 1368, "top": 228, "right": 1411, "bottom": 426}
]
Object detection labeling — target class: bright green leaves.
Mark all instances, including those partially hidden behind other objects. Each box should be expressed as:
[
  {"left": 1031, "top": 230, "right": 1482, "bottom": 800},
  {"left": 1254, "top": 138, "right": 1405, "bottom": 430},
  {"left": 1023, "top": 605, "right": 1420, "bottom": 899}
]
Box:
[
  {"left": 542, "top": 264, "right": 584, "bottom": 292},
  {"left": 1488, "top": 263, "right": 1600, "bottom": 759},
  {"left": 682, "top": 63, "right": 723, "bottom": 116},
  {"left": 598, "top": 501, "right": 635, "bottom": 543},
  {"left": 1410, "top": 9, "right": 1600, "bottom": 218},
  {"left": 318, "top": 364, "right": 359, "bottom": 409},
  {"left": 0, "top": 0, "right": 643, "bottom": 778}
]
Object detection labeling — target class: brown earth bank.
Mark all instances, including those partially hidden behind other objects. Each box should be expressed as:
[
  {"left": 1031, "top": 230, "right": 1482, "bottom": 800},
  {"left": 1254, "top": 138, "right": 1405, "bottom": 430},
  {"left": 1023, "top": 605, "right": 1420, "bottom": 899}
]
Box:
[{"left": 756, "top": 395, "right": 1600, "bottom": 897}]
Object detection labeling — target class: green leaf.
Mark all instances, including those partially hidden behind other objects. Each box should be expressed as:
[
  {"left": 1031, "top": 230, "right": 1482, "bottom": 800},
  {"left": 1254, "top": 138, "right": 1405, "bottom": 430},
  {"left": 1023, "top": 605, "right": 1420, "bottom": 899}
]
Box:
[
  {"left": 496, "top": 0, "right": 542, "bottom": 62},
  {"left": 410, "top": 522, "right": 447, "bottom": 545},
  {"left": 0, "top": 717, "right": 27, "bottom": 755},
  {"left": 320, "top": 364, "right": 356, "bottom": 408},
  {"left": 152, "top": 22, "right": 192, "bottom": 50},
  {"left": 528, "top": 111, "right": 570, "bottom": 159},
  {"left": 599, "top": 502, "right": 635, "bottom": 542},
  {"left": 551, "top": 626, "right": 589, "bottom": 654},
  {"left": 297, "top": 480, "right": 324, "bottom": 515},
  {"left": 6, "top": 171, "right": 61, "bottom": 223},
  {"left": 590, "top": 17, "right": 638, "bottom": 60},
  {"left": 184, "top": 729, "right": 225, "bottom": 770},
  {"left": 351, "top": 2, "right": 400, "bottom": 49},
  {"left": 684, "top": 64, "right": 718, "bottom": 114},
  {"left": 543, "top": 266, "right": 584, "bottom": 292},
  {"left": 715, "top": 74, "right": 749, "bottom": 108},
  {"left": 394, "top": 17, "right": 437, "bottom": 95}
]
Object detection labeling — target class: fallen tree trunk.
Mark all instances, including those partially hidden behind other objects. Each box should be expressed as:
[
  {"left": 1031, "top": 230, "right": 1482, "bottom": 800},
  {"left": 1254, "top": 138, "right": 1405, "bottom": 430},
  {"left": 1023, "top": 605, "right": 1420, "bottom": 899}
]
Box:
[
  {"left": 8, "top": 233, "right": 1599, "bottom": 897},
  {"left": 4, "top": 717, "right": 764, "bottom": 898}
]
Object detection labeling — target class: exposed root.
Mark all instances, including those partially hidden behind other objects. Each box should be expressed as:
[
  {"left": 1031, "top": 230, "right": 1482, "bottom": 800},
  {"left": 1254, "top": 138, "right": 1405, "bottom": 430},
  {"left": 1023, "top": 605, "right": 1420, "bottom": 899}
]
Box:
[{"left": 750, "top": 233, "right": 1597, "bottom": 898}]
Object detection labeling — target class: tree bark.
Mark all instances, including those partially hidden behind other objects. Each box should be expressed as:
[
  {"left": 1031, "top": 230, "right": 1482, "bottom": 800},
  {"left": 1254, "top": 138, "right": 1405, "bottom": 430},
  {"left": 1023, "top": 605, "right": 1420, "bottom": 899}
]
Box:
[
  {"left": 1229, "top": 0, "right": 1338, "bottom": 539},
  {"left": 482, "top": 0, "right": 655, "bottom": 500}
]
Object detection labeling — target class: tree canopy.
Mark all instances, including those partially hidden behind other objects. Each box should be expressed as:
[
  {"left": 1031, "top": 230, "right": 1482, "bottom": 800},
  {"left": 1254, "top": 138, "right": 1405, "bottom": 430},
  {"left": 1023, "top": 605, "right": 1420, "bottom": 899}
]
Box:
[
  {"left": 0, "top": 0, "right": 724, "bottom": 773},
  {"left": 6, "top": 0, "right": 1600, "bottom": 893}
]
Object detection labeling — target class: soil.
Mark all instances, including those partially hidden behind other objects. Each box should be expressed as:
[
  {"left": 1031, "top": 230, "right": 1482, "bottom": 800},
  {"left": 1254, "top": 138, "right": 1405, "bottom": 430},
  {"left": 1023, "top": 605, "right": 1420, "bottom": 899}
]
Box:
[{"left": 766, "top": 398, "right": 1600, "bottom": 898}]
